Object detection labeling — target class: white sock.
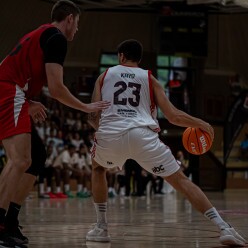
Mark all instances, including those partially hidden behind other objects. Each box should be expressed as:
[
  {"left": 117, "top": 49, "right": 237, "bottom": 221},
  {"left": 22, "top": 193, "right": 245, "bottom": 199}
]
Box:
[
  {"left": 39, "top": 183, "right": 44, "bottom": 194},
  {"left": 64, "top": 184, "right": 70, "bottom": 192},
  {"left": 83, "top": 187, "right": 87, "bottom": 193},
  {"left": 94, "top": 202, "right": 107, "bottom": 224},
  {"left": 108, "top": 187, "right": 113, "bottom": 193},
  {"left": 204, "top": 207, "right": 230, "bottom": 230},
  {"left": 56, "top": 187, "right": 61, "bottom": 193},
  {"left": 46, "top": 186, "right": 51, "bottom": 193},
  {"left": 77, "top": 184, "right": 83, "bottom": 193}
]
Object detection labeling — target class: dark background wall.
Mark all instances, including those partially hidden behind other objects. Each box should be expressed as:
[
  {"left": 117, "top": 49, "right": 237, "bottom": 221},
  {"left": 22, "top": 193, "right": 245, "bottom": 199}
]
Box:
[{"left": 0, "top": 0, "right": 247, "bottom": 121}]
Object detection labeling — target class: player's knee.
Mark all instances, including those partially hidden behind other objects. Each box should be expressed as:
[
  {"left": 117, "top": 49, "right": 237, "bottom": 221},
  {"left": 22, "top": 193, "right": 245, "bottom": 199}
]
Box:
[{"left": 12, "top": 157, "right": 32, "bottom": 172}]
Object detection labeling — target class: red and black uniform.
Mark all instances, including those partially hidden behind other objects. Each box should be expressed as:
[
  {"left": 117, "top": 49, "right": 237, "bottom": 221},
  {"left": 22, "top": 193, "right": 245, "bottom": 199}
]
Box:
[{"left": 0, "top": 24, "right": 67, "bottom": 140}]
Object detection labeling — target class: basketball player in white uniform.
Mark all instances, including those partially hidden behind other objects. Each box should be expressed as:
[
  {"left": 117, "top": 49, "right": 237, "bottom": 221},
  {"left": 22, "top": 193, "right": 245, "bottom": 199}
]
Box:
[{"left": 86, "top": 40, "right": 246, "bottom": 246}]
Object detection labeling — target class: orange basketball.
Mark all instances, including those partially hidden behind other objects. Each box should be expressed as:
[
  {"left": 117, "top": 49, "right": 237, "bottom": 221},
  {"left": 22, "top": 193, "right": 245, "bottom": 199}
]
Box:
[{"left": 182, "top": 127, "right": 212, "bottom": 155}]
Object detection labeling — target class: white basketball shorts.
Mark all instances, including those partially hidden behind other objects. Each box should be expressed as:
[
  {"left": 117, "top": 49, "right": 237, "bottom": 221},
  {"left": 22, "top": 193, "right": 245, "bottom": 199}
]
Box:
[{"left": 92, "top": 127, "right": 180, "bottom": 177}]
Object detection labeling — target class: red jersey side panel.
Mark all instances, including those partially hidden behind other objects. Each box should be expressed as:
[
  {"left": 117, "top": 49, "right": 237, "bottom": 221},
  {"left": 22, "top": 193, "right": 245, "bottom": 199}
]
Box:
[
  {"left": 0, "top": 24, "right": 54, "bottom": 98},
  {"left": 0, "top": 82, "right": 31, "bottom": 140}
]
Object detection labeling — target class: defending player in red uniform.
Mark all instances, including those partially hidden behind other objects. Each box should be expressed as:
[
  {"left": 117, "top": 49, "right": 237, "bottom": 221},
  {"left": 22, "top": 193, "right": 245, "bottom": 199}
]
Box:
[{"left": 0, "top": 1, "right": 110, "bottom": 247}]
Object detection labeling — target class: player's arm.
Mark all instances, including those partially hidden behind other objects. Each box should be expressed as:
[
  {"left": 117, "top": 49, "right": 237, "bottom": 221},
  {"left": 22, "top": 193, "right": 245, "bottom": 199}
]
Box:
[
  {"left": 46, "top": 63, "right": 93, "bottom": 112},
  {"left": 41, "top": 28, "right": 110, "bottom": 113},
  {"left": 151, "top": 75, "right": 214, "bottom": 140},
  {"left": 87, "top": 73, "right": 104, "bottom": 130}
]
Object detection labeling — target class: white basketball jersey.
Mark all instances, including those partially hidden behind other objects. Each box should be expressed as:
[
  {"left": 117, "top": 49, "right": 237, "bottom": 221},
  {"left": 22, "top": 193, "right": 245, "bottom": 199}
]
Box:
[{"left": 96, "top": 65, "right": 160, "bottom": 138}]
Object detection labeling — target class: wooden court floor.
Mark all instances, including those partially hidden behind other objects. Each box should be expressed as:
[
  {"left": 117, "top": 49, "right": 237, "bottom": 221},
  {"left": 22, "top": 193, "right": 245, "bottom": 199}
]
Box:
[{"left": 20, "top": 189, "right": 248, "bottom": 248}]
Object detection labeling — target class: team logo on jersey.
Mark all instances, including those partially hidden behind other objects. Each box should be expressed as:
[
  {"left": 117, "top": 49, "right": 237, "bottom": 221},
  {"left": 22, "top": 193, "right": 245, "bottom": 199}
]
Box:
[
  {"left": 117, "top": 109, "right": 137, "bottom": 118},
  {"left": 152, "top": 165, "right": 165, "bottom": 174}
]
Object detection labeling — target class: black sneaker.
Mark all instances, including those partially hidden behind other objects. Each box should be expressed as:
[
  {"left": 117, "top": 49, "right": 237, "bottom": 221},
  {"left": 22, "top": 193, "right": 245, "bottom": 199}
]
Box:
[
  {"left": 0, "top": 229, "right": 27, "bottom": 248},
  {"left": 5, "top": 226, "right": 28, "bottom": 245}
]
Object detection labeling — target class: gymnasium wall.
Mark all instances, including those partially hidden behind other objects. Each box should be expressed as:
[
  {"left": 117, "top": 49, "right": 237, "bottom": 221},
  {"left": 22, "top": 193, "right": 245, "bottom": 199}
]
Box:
[
  {"left": 0, "top": 1, "right": 248, "bottom": 121},
  {"left": 0, "top": 0, "right": 157, "bottom": 67},
  {"left": 1, "top": 1, "right": 248, "bottom": 74}
]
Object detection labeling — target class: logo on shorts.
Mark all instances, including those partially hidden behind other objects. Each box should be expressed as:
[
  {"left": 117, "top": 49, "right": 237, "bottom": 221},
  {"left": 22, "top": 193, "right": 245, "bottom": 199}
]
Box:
[
  {"left": 152, "top": 165, "right": 165, "bottom": 174},
  {"left": 107, "top": 161, "right": 114, "bottom": 165}
]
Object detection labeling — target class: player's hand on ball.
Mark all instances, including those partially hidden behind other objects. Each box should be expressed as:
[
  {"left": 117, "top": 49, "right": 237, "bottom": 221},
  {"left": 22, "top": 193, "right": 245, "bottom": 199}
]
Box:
[{"left": 200, "top": 123, "right": 214, "bottom": 141}]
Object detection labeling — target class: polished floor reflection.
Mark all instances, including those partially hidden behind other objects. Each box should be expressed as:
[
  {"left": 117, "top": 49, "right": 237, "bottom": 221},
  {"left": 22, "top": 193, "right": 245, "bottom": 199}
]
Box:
[{"left": 20, "top": 189, "right": 248, "bottom": 248}]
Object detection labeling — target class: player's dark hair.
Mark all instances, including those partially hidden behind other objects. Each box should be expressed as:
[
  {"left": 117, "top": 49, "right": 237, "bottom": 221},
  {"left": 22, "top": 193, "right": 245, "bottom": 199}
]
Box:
[
  {"left": 51, "top": 0, "right": 81, "bottom": 22},
  {"left": 117, "top": 39, "right": 143, "bottom": 62}
]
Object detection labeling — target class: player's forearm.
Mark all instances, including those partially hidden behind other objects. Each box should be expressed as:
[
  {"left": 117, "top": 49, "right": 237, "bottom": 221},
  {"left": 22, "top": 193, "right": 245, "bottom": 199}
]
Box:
[
  {"left": 168, "top": 109, "right": 208, "bottom": 129},
  {"left": 49, "top": 84, "right": 87, "bottom": 112}
]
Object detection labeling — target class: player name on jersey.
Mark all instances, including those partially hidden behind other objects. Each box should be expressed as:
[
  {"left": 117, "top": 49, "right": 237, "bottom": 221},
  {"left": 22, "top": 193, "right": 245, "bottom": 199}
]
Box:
[{"left": 121, "top": 73, "right": 135, "bottom": 79}]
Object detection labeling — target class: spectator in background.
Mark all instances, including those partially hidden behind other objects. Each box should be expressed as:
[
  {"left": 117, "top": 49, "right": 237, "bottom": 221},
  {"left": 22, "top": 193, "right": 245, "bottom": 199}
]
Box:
[
  {"left": 116, "top": 169, "right": 126, "bottom": 196},
  {"left": 35, "top": 122, "right": 46, "bottom": 141},
  {"left": 53, "top": 144, "right": 84, "bottom": 198},
  {"left": 107, "top": 168, "right": 118, "bottom": 198},
  {"left": 38, "top": 144, "right": 57, "bottom": 199},
  {"left": 50, "top": 109, "right": 62, "bottom": 128},
  {"left": 65, "top": 111, "right": 76, "bottom": 127},
  {"left": 149, "top": 174, "right": 164, "bottom": 195},
  {"left": 53, "top": 144, "right": 73, "bottom": 198},
  {"left": 75, "top": 144, "right": 92, "bottom": 197},
  {"left": 71, "top": 132, "right": 84, "bottom": 151},
  {"left": 64, "top": 132, "right": 73, "bottom": 146},
  {"left": 74, "top": 112, "right": 83, "bottom": 131},
  {"left": 124, "top": 159, "right": 143, "bottom": 197},
  {"left": 47, "top": 129, "right": 64, "bottom": 148},
  {"left": 45, "top": 121, "right": 58, "bottom": 138}
]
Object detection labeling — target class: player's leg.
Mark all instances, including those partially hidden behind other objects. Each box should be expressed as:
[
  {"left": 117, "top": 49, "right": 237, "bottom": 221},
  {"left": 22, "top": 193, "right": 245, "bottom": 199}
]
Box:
[
  {"left": 86, "top": 159, "right": 110, "bottom": 242},
  {"left": 164, "top": 170, "right": 246, "bottom": 246},
  {"left": 0, "top": 133, "right": 31, "bottom": 208},
  {"left": 4, "top": 173, "right": 36, "bottom": 246},
  {"left": 124, "top": 160, "right": 132, "bottom": 196},
  {"left": 86, "top": 135, "right": 126, "bottom": 242},
  {"left": 5, "top": 127, "right": 47, "bottom": 245},
  {"left": 132, "top": 127, "right": 246, "bottom": 247},
  {"left": 53, "top": 167, "right": 67, "bottom": 198},
  {"left": 165, "top": 169, "right": 212, "bottom": 212},
  {"left": 46, "top": 166, "right": 56, "bottom": 197},
  {"left": 0, "top": 133, "right": 32, "bottom": 246}
]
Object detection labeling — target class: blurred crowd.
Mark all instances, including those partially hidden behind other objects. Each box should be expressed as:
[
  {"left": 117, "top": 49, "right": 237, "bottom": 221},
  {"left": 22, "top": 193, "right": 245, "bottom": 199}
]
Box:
[
  {"left": 0, "top": 94, "right": 168, "bottom": 199},
  {"left": 0, "top": 92, "right": 194, "bottom": 200}
]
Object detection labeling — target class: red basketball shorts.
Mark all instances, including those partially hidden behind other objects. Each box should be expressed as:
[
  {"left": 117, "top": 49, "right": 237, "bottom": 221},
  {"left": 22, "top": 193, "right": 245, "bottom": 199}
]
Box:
[{"left": 0, "top": 82, "right": 31, "bottom": 140}]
